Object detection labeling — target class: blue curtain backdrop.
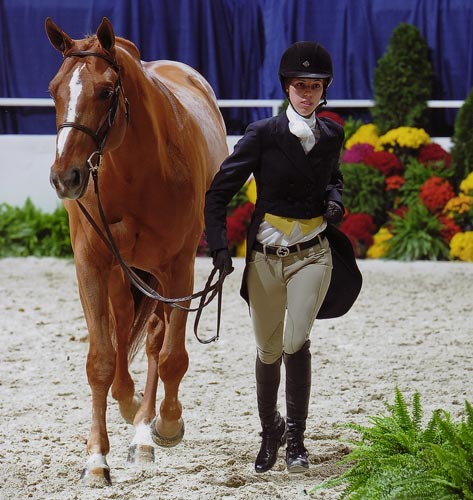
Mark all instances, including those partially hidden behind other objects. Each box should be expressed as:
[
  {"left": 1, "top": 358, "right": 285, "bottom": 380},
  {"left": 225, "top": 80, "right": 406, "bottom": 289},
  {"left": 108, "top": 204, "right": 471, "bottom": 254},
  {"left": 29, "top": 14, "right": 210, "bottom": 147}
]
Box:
[{"left": 0, "top": 0, "right": 472, "bottom": 134}]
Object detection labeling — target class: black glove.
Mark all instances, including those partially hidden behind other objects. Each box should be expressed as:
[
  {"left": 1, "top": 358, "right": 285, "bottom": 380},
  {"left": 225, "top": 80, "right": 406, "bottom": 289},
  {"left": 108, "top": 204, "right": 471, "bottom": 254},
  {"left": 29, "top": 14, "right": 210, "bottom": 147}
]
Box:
[
  {"left": 324, "top": 201, "right": 344, "bottom": 224},
  {"left": 212, "top": 248, "right": 234, "bottom": 275}
]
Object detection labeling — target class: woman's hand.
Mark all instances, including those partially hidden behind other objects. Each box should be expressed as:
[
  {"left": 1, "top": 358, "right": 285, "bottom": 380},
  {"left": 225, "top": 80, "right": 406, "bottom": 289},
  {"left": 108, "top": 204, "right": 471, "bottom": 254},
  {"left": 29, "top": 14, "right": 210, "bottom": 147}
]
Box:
[
  {"left": 212, "top": 248, "right": 234, "bottom": 274},
  {"left": 324, "top": 201, "right": 344, "bottom": 224}
]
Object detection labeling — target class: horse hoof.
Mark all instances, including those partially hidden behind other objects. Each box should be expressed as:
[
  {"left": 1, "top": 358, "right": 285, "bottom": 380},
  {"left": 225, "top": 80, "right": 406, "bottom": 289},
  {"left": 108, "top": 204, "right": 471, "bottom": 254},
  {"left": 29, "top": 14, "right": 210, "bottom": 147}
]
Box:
[
  {"left": 80, "top": 466, "right": 111, "bottom": 487},
  {"left": 151, "top": 417, "right": 185, "bottom": 447},
  {"left": 126, "top": 444, "right": 155, "bottom": 465}
]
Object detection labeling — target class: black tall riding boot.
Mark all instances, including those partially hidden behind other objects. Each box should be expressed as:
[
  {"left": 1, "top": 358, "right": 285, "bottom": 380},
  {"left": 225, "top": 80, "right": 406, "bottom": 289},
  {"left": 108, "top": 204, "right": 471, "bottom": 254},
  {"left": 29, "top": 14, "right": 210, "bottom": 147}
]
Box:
[
  {"left": 284, "top": 339, "right": 311, "bottom": 472},
  {"left": 254, "top": 355, "right": 286, "bottom": 473}
]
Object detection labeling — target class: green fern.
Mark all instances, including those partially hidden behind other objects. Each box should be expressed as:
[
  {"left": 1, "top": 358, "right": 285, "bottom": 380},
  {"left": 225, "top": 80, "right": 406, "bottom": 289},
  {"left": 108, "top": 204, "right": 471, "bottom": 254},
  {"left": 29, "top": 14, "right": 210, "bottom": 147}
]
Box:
[{"left": 309, "top": 389, "right": 473, "bottom": 500}]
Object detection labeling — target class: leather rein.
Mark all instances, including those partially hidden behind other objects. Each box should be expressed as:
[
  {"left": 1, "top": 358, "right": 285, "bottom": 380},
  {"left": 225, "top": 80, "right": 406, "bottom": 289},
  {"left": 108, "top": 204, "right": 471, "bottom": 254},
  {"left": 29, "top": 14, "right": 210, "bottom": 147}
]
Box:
[{"left": 58, "top": 51, "right": 228, "bottom": 344}]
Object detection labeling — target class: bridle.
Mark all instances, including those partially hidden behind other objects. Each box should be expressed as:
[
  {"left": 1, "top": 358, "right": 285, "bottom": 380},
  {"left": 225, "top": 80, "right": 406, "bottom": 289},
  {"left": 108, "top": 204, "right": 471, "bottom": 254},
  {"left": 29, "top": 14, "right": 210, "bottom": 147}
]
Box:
[
  {"left": 58, "top": 50, "right": 130, "bottom": 172},
  {"left": 57, "top": 51, "right": 228, "bottom": 344}
]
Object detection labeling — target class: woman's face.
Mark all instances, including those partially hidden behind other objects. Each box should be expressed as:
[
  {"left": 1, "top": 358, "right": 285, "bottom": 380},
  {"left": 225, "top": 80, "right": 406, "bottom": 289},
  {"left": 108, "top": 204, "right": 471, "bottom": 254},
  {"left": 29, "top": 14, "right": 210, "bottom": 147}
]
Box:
[{"left": 286, "top": 78, "right": 324, "bottom": 117}]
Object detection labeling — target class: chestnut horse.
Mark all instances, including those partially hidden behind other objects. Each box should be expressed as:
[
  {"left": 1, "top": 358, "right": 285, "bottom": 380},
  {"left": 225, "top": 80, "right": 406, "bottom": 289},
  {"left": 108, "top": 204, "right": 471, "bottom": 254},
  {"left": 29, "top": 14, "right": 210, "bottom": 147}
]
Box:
[{"left": 45, "top": 17, "right": 227, "bottom": 486}]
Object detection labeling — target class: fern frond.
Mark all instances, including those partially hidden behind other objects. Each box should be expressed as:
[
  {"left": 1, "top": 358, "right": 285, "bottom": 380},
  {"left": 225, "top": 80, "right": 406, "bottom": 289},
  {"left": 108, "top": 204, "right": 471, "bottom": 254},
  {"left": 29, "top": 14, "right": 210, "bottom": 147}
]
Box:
[
  {"left": 412, "top": 391, "right": 423, "bottom": 432},
  {"left": 422, "top": 411, "right": 441, "bottom": 444},
  {"left": 465, "top": 400, "right": 473, "bottom": 429}
]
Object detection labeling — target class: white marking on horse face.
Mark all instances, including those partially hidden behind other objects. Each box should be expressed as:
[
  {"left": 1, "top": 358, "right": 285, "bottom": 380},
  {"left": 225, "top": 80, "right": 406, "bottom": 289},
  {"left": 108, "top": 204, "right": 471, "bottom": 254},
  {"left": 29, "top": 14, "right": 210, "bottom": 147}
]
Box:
[
  {"left": 57, "top": 64, "right": 85, "bottom": 157},
  {"left": 131, "top": 421, "right": 155, "bottom": 447}
]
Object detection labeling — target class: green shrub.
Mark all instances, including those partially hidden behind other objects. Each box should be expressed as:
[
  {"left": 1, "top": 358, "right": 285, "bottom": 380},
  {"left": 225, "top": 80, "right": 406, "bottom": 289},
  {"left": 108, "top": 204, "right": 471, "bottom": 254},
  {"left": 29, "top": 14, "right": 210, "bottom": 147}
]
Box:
[
  {"left": 310, "top": 388, "right": 473, "bottom": 499},
  {"left": 0, "top": 199, "right": 71, "bottom": 257},
  {"left": 451, "top": 86, "right": 473, "bottom": 189},
  {"left": 343, "top": 116, "right": 364, "bottom": 148},
  {"left": 386, "top": 204, "right": 449, "bottom": 260},
  {"left": 372, "top": 23, "right": 433, "bottom": 135},
  {"left": 341, "top": 163, "right": 386, "bottom": 223}
]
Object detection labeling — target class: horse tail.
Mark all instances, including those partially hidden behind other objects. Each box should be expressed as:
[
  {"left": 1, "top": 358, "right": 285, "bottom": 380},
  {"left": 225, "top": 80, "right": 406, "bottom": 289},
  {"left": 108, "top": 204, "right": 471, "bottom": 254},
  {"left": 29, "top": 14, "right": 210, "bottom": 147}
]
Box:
[{"left": 127, "top": 269, "right": 159, "bottom": 362}]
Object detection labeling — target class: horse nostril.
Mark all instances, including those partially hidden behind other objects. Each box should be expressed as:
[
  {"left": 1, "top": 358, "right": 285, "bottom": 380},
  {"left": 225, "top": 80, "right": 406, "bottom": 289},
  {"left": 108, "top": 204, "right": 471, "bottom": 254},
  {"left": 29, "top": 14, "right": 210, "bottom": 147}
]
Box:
[
  {"left": 50, "top": 170, "right": 61, "bottom": 190},
  {"left": 65, "top": 167, "right": 82, "bottom": 189}
]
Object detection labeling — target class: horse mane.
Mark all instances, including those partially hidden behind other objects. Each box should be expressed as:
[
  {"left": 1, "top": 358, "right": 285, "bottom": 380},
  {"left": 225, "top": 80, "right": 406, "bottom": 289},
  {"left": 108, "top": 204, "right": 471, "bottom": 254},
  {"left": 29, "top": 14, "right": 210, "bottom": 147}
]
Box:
[{"left": 77, "top": 34, "right": 142, "bottom": 62}]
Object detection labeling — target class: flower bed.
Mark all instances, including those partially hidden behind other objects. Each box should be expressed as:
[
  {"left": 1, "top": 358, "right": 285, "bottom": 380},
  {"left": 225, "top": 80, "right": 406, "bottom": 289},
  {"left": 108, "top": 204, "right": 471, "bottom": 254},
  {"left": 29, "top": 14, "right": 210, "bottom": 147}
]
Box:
[
  {"left": 341, "top": 120, "right": 472, "bottom": 261},
  {"left": 201, "top": 115, "right": 473, "bottom": 262}
]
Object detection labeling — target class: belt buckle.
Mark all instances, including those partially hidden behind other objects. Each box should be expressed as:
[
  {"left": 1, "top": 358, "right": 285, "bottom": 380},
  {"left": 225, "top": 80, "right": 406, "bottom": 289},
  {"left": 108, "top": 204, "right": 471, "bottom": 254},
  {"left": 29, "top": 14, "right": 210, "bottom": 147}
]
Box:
[{"left": 276, "top": 246, "right": 290, "bottom": 257}]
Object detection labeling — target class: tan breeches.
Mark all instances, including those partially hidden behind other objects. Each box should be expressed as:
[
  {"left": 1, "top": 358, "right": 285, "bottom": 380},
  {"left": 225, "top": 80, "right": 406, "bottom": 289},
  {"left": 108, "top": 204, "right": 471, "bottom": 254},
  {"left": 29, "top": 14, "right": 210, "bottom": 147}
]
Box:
[{"left": 247, "top": 236, "right": 332, "bottom": 364}]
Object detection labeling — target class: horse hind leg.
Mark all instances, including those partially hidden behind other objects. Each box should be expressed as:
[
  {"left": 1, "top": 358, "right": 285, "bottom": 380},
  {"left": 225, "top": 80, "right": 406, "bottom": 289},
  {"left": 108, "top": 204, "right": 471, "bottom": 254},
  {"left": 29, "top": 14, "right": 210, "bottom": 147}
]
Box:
[
  {"left": 151, "top": 304, "right": 189, "bottom": 448},
  {"left": 127, "top": 309, "right": 165, "bottom": 465}
]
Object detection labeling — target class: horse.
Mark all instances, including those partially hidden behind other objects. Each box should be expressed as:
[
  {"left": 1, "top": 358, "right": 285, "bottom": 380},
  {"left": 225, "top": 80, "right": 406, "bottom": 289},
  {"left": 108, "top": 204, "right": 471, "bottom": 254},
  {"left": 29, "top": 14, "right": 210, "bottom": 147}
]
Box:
[{"left": 45, "top": 17, "right": 228, "bottom": 486}]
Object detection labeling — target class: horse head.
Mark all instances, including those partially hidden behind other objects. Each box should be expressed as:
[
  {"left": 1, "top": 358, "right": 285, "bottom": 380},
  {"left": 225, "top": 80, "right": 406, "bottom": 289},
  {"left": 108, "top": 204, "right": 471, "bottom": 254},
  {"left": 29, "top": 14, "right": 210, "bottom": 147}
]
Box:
[{"left": 46, "top": 17, "right": 129, "bottom": 200}]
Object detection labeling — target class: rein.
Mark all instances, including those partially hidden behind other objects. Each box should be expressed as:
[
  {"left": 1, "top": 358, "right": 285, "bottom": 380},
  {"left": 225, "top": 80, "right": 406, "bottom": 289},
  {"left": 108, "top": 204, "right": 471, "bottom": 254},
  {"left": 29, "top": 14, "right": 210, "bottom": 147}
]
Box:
[{"left": 61, "top": 51, "right": 227, "bottom": 344}]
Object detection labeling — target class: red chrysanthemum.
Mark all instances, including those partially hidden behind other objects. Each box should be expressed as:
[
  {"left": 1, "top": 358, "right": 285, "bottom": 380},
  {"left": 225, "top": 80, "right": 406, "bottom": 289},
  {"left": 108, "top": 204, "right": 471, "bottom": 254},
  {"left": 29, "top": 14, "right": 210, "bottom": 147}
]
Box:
[
  {"left": 418, "top": 143, "right": 452, "bottom": 168},
  {"left": 339, "top": 213, "right": 376, "bottom": 258},
  {"left": 419, "top": 176, "right": 455, "bottom": 213},
  {"left": 385, "top": 175, "right": 405, "bottom": 191},
  {"left": 439, "top": 214, "right": 461, "bottom": 242},
  {"left": 390, "top": 205, "right": 409, "bottom": 219},
  {"left": 317, "top": 110, "right": 345, "bottom": 126},
  {"left": 226, "top": 202, "right": 255, "bottom": 247},
  {"left": 363, "top": 150, "right": 404, "bottom": 176}
]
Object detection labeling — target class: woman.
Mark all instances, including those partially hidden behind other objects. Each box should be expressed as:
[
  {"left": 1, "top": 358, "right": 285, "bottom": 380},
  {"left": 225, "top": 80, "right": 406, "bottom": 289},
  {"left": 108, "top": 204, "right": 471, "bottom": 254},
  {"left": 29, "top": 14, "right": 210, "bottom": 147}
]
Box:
[{"left": 204, "top": 41, "right": 362, "bottom": 473}]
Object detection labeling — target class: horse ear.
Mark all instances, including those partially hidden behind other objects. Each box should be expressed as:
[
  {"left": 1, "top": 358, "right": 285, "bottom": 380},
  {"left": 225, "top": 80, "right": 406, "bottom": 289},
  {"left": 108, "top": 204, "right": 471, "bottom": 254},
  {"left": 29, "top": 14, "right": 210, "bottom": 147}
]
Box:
[
  {"left": 45, "top": 17, "right": 73, "bottom": 53},
  {"left": 96, "top": 17, "right": 115, "bottom": 51}
]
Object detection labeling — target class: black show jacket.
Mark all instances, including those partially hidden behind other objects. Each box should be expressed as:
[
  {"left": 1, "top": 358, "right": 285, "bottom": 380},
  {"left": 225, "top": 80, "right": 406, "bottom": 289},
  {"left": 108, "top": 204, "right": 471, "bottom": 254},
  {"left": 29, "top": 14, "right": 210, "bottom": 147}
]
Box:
[{"left": 204, "top": 112, "right": 362, "bottom": 319}]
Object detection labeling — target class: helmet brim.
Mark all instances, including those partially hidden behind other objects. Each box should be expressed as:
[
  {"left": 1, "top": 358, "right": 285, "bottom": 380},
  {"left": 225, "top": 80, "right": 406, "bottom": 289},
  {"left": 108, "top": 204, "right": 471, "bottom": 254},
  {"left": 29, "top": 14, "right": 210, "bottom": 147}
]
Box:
[{"left": 281, "top": 71, "right": 332, "bottom": 80}]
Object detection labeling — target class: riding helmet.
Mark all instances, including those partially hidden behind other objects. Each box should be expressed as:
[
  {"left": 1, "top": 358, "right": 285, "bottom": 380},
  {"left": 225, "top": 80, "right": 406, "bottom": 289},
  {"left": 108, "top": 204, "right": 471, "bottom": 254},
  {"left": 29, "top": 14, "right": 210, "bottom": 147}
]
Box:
[{"left": 279, "top": 41, "right": 333, "bottom": 94}]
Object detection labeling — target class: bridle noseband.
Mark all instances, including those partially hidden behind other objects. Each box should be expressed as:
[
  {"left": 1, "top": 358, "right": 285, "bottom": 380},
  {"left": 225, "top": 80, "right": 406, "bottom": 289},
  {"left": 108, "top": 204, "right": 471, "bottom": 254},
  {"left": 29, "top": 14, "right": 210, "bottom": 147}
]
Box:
[{"left": 58, "top": 50, "right": 130, "bottom": 171}]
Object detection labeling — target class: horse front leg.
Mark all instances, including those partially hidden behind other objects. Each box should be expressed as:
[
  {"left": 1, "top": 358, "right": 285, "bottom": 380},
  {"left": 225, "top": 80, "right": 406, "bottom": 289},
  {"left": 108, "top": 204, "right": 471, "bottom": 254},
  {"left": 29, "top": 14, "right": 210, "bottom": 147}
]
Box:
[
  {"left": 76, "top": 265, "right": 115, "bottom": 487},
  {"left": 109, "top": 268, "right": 141, "bottom": 424}
]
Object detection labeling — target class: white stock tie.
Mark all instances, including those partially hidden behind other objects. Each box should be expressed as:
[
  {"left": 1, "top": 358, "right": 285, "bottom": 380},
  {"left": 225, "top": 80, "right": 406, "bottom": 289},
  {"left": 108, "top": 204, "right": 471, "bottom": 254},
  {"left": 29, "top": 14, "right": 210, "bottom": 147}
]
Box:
[{"left": 286, "top": 104, "right": 316, "bottom": 154}]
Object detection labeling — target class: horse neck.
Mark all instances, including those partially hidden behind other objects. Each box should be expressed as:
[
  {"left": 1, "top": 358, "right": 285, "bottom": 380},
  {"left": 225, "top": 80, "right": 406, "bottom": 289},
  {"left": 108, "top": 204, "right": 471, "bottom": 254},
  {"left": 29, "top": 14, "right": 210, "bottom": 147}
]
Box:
[{"left": 116, "top": 50, "right": 182, "bottom": 174}]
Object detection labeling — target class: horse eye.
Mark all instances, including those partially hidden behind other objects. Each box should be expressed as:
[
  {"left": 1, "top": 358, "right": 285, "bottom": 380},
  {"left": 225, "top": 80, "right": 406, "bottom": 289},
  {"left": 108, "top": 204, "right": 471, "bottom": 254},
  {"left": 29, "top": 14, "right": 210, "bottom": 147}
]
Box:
[{"left": 99, "top": 88, "right": 113, "bottom": 100}]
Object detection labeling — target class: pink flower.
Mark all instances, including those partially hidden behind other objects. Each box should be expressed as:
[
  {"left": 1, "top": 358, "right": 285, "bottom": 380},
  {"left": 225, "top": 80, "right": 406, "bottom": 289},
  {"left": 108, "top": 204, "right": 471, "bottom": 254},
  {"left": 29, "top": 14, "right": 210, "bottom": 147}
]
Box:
[{"left": 342, "top": 143, "right": 375, "bottom": 164}]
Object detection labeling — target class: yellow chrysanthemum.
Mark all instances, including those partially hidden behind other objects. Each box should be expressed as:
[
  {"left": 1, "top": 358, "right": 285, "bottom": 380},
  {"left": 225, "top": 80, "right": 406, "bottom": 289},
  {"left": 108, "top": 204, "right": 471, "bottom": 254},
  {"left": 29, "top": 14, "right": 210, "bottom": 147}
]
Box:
[
  {"left": 246, "top": 178, "right": 257, "bottom": 204},
  {"left": 236, "top": 239, "right": 246, "bottom": 257},
  {"left": 449, "top": 231, "right": 473, "bottom": 261},
  {"left": 366, "top": 227, "right": 393, "bottom": 259},
  {"left": 375, "top": 127, "right": 431, "bottom": 152},
  {"left": 443, "top": 194, "right": 473, "bottom": 217},
  {"left": 345, "top": 124, "right": 379, "bottom": 149},
  {"left": 460, "top": 172, "right": 473, "bottom": 196}
]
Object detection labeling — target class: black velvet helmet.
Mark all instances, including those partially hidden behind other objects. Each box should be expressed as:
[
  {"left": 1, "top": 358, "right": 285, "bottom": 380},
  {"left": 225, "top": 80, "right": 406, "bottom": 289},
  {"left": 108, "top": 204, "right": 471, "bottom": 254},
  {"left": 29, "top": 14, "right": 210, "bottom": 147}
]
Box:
[{"left": 279, "top": 41, "right": 333, "bottom": 94}]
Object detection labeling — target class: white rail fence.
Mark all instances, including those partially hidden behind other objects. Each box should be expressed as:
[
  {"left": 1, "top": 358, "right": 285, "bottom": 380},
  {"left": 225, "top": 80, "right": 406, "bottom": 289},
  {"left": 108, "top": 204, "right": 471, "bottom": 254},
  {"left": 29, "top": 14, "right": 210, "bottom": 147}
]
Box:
[
  {"left": 0, "top": 99, "right": 463, "bottom": 212},
  {"left": 0, "top": 97, "right": 465, "bottom": 113}
]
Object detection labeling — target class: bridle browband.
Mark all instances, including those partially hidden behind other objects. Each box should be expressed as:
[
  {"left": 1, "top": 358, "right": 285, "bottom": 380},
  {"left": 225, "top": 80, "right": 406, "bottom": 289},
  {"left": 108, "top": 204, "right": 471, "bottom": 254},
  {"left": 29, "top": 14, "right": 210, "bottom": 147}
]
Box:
[{"left": 57, "top": 50, "right": 227, "bottom": 344}]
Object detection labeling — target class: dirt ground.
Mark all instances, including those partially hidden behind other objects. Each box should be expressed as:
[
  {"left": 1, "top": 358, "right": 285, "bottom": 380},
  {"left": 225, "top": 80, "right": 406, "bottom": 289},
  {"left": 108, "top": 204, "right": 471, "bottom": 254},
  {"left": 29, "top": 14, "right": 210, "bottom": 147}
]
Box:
[{"left": 0, "top": 256, "right": 472, "bottom": 500}]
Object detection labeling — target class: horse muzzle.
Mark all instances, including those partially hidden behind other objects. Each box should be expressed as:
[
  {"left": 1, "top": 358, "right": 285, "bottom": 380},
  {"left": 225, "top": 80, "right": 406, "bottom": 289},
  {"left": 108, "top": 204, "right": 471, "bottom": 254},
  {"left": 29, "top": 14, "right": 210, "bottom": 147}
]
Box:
[{"left": 50, "top": 164, "right": 89, "bottom": 200}]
